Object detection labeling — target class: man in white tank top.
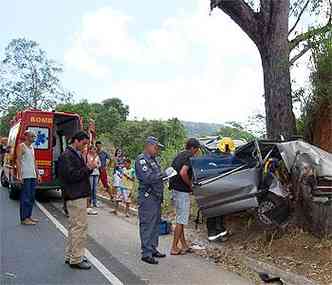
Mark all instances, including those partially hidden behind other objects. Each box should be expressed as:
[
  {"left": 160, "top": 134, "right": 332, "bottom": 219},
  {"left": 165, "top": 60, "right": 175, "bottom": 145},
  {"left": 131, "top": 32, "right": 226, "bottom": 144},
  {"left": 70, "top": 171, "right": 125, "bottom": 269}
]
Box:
[{"left": 16, "top": 130, "right": 40, "bottom": 225}]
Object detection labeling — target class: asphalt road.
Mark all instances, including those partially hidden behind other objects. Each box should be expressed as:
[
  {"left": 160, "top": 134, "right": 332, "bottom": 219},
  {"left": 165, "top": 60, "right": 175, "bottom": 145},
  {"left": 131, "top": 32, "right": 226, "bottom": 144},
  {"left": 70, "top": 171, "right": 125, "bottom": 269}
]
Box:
[
  {"left": 0, "top": 186, "right": 143, "bottom": 285},
  {"left": 0, "top": 185, "right": 252, "bottom": 285}
]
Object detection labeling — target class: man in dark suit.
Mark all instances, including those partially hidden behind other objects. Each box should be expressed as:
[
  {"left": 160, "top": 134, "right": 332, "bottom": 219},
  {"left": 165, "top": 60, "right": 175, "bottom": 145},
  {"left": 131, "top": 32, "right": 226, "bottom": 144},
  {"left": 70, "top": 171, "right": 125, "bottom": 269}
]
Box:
[{"left": 58, "top": 131, "right": 97, "bottom": 270}]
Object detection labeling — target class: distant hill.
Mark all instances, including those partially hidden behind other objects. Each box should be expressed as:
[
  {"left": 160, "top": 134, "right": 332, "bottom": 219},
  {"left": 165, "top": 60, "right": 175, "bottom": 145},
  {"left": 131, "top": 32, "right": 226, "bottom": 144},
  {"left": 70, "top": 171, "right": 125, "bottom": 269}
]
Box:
[{"left": 182, "top": 121, "right": 224, "bottom": 137}]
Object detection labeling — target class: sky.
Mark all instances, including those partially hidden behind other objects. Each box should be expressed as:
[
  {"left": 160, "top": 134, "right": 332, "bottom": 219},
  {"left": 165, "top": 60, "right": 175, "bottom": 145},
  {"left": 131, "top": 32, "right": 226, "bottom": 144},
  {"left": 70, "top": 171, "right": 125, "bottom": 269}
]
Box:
[{"left": 0, "top": 0, "right": 313, "bottom": 124}]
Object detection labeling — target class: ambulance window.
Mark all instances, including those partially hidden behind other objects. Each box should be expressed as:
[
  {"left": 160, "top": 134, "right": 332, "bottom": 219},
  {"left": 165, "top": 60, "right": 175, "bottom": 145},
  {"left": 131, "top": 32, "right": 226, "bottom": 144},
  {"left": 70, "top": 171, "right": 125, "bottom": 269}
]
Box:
[
  {"left": 8, "top": 122, "right": 20, "bottom": 147},
  {"left": 28, "top": 127, "right": 49, "bottom": 150}
]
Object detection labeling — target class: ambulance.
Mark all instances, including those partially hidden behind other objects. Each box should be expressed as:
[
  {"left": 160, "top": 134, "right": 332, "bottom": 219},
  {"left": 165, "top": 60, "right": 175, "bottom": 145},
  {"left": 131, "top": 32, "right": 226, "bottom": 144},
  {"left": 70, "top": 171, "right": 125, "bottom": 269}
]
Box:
[{"left": 0, "top": 109, "right": 82, "bottom": 199}]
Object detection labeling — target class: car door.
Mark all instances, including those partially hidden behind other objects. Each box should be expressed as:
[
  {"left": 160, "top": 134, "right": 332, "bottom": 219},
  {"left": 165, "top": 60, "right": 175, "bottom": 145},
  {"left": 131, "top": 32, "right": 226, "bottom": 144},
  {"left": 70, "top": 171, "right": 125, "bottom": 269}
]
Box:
[{"left": 191, "top": 141, "right": 261, "bottom": 217}]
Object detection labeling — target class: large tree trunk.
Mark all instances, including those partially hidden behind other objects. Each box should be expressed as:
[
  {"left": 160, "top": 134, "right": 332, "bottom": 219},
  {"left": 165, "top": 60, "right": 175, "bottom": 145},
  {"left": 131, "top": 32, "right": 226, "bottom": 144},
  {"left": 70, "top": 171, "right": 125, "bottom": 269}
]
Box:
[
  {"left": 213, "top": 0, "right": 331, "bottom": 139},
  {"left": 214, "top": 0, "right": 297, "bottom": 140},
  {"left": 261, "top": 49, "right": 297, "bottom": 140},
  {"left": 258, "top": 1, "right": 296, "bottom": 140}
]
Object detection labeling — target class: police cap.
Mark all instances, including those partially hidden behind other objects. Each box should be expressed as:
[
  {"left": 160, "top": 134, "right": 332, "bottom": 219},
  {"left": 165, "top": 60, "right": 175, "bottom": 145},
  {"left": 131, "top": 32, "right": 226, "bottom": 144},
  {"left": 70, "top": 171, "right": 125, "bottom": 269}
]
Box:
[{"left": 146, "top": 136, "right": 164, "bottom": 148}]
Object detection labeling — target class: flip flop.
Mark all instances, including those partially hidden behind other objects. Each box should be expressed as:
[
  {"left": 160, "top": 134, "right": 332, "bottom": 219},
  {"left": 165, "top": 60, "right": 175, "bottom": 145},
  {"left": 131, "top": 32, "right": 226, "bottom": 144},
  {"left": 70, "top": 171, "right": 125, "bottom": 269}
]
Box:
[
  {"left": 182, "top": 248, "right": 194, "bottom": 254},
  {"left": 30, "top": 218, "right": 39, "bottom": 223},
  {"left": 170, "top": 249, "right": 185, "bottom": 255}
]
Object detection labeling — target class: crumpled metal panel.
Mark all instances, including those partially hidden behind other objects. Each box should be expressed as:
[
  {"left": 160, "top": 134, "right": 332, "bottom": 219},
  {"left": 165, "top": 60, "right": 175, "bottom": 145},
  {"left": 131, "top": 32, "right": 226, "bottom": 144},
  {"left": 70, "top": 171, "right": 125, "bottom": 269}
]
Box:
[
  {"left": 277, "top": 141, "right": 332, "bottom": 178},
  {"left": 193, "top": 167, "right": 260, "bottom": 217}
]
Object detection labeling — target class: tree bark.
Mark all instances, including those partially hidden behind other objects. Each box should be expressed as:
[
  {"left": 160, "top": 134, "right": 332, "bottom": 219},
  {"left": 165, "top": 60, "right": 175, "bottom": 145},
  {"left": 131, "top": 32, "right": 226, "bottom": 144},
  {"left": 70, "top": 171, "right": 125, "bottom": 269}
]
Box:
[
  {"left": 260, "top": 45, "right": 297, "bottom": 139},
  {"left": 214, "top": 0, "right": 297, "bottom": 139},
  {"left": 258, "top": 0, "right": 296, "bottom": 139}
]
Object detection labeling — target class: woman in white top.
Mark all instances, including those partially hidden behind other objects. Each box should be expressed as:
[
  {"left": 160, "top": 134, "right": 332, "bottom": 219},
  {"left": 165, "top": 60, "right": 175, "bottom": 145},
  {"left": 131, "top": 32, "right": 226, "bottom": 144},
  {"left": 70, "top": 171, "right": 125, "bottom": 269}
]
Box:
[
  {"left": 86, "top": 145, "right": 101, "bottom": 214},
  {"left": 16, "top": 130, "right": 40, "bottom": 225}
]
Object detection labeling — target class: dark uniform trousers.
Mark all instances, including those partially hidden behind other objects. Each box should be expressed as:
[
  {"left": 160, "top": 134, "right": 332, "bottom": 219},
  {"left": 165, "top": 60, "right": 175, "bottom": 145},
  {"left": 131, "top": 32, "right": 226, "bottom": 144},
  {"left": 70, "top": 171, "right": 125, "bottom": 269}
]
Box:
[
  {"left": 138, "top": 190, "right": 161, "bottom": 258},
  {"left": 135, "top": 153, "right": 164, "bottom": 258}
]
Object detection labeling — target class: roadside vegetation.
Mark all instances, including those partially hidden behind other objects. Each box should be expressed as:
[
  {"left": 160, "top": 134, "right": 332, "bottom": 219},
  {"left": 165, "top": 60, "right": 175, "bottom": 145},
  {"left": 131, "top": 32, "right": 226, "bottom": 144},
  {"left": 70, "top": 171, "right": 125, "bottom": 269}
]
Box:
[{"left": 0, "top": 3, "right": 331, "bottom": 281}]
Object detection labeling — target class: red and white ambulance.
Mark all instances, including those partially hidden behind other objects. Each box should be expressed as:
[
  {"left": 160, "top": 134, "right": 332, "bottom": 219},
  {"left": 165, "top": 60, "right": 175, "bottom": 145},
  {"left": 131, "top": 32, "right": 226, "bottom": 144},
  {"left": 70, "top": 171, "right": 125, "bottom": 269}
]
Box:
[{"left": 1, "top": 109, "right": 82, "bottom": 199}]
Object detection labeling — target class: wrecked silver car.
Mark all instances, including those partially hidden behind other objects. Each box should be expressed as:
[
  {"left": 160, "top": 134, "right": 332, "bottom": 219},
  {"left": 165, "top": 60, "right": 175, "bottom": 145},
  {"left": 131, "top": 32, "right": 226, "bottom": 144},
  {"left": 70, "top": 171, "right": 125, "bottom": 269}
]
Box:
[{"left": 191, "top": 140, "right": 332, "bottom": 227}]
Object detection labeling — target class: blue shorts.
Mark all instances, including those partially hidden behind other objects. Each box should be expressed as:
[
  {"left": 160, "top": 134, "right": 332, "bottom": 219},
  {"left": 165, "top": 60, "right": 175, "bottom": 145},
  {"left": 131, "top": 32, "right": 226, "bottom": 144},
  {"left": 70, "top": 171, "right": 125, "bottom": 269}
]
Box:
[
  {"left": 172, "top": 190, "right": 190, "bottom": 225},
  {"left": 116, "top": 187, "right": 130, "bottom": 203}
]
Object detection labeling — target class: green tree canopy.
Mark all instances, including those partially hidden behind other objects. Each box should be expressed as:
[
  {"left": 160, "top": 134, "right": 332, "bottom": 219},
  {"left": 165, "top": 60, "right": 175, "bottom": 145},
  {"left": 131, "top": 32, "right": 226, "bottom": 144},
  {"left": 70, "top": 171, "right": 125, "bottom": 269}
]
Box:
[
  {"left": 56, "top": 99, "right": 125, "bottom": 134},
  {"left": 106, "top": 118, "right": 186, "bottom": 159},
  {"left": 102, "top": 98, "right": 129, "bottom": 121},
  {"left": 0, "top": 38, "right": 72, "bottom": 113},
  {"left": 0, "top": 106, "right": 18, "bottom": 136},
  {"left": 297, "top": 30, "right": 332, "bottom": 143}
]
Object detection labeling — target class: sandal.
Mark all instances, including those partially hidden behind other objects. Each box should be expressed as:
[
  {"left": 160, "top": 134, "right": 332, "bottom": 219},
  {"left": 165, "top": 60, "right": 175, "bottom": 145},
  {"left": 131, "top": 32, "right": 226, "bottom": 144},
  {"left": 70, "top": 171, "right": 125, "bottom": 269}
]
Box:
[
  {"left": 170, "top": 249, "right": 185, "bottom": 255},
  {"left": 29, "top": 218, "right": 39, "bottom": 223},
  {"left": 182, "top": 247, "right": 194, "bottom": 254}
]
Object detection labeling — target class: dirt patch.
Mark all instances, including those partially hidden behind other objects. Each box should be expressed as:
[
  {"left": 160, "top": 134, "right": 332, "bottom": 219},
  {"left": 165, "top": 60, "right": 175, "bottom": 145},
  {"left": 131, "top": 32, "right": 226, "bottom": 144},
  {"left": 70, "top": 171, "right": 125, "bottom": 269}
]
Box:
[
  {"left": 98, "top": 188, "right": 332, "bottom": 284},
  {"left": 186, "top": 212, "right": 332, "bottom": 285}
]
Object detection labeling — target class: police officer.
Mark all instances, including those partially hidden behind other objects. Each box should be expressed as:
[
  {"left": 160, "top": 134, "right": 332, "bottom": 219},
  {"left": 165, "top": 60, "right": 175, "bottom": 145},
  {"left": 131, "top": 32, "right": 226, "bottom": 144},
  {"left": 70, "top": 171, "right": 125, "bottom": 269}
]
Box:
[{"left": 135, "top": 136, "right": 170, "bottom": 265}]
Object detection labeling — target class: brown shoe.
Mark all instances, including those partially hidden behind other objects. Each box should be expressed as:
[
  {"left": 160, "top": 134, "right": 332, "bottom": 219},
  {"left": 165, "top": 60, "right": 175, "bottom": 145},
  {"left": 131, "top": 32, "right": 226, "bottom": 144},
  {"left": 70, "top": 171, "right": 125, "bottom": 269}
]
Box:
[{"left": 21, "top": 219, "right": 37, "bottom": 225}]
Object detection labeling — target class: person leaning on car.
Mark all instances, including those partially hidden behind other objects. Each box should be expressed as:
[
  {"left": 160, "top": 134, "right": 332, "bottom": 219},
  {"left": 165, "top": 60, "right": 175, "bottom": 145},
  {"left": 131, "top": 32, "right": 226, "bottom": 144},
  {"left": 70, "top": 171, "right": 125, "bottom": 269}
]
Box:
[
  {"left": 169, "top": 138, "right": 200, "bottom": 255},
  {"left": 207, "top": 137, "right": 235, "bottom": 241},
  {"left": 58, "top": 131, "right": 98, "bottom": 270}
]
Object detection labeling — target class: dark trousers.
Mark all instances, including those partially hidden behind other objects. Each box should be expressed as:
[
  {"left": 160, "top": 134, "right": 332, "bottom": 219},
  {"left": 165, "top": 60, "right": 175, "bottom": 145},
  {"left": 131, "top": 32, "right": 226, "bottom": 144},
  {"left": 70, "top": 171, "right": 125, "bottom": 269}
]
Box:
[
  {"left": 20, "top": 178, "right": 37, "bottom": 221},
  {"left": 138, "top": 193, "right": 161, "bottom": 258},
  {"left": 207, "top": 216, "right": 226, "bottom": 236}
]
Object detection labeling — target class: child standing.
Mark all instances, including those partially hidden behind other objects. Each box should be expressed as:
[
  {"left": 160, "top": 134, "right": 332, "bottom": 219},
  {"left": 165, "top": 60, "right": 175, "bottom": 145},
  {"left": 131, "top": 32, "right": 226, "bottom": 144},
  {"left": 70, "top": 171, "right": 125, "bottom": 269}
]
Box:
[
  {"left": 121, "top": 159, "right": 135, "bottom": 217},
  {"left": 112, "top": 165, "right": 123, "bottom": 215}
]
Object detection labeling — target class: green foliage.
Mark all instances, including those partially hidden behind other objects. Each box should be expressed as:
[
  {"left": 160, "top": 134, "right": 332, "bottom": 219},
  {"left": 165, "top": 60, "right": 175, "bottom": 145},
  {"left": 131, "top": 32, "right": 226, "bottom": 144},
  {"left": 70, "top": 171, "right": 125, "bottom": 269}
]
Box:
[
  {"left": 56, "top": 100, "right": 93, "bottom": 129},
  {"left": 298, "top": 31, "right": 332, "bottom": 140},
  {"left": 242, "top": 113, "right": 267, "bottom": 138},
  {"left": 296, "top": 116, "right": 306, "bottom": 137},
  {"left": 57, "top": 99, "right": 186, "bottom": 161},
  {"left": 102, "top": 98, "right": 129, "bottom": 121},
  {"left": 217, "top": 121, "right": 255, "bottom": 141},
  {"left": 98, "top": 117, "right": 186, "bottom": 213},
  {"left": 0, "top": 106, "right": 18, "bottom": 136},
  {"left": 106, "top": 118, "right": 186, "bottom": 159},
  {"left": 0, "top": 38, "right": 72, "bottom": 113},
  {"left": 56, "top": 98, "right": 128, "bottom": 134},
  {"left": 182, "top": 121, "right": 225, "bottom": 137},
  {"left": 310, "top": 31, "right": 332, "bottom": 103}
]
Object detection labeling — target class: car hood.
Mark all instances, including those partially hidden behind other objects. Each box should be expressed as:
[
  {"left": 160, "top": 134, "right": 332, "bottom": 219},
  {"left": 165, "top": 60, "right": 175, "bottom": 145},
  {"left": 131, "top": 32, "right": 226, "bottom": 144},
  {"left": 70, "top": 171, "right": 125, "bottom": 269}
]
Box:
[{"left": 277, "top": 141, "right": 332, "bottom": 178}]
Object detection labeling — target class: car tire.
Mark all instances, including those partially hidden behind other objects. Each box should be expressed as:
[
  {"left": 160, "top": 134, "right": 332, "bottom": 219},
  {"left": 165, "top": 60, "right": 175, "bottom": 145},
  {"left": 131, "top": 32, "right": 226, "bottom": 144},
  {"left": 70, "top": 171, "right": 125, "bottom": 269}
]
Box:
[
  {"left": 9, "top": 184, "right": 21, "bottom": 200},
  {"left": 256, "top": 193, "right": 289, "bottom": 228},
  {"left": 1, "top": 170, "right": 9, "bottom": 188}
]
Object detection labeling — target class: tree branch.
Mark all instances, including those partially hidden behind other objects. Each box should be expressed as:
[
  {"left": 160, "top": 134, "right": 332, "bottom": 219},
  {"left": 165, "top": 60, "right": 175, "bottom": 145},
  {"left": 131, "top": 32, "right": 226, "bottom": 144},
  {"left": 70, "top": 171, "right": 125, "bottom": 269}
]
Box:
[
  {"left": 289, "top": 21, "right": 332, "bottom": 50},
  {"left": 289, "top": 0, "right": 307, "bottom": 17},
  {"left": 290, "top": 44, "right": 311, "bottom": 65},
  {"left": 210, "top": 0, "right": 260, "bottom": 44},
  {"left": 288, "top": 0, "right": 310, "bottom": 35}
]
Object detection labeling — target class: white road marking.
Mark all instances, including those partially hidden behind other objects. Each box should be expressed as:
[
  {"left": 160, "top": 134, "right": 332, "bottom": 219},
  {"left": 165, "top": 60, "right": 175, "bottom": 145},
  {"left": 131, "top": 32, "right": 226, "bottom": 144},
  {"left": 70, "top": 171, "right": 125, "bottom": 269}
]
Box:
[{"left": 36, "top": 201, "right": 124, "bottom": 285}]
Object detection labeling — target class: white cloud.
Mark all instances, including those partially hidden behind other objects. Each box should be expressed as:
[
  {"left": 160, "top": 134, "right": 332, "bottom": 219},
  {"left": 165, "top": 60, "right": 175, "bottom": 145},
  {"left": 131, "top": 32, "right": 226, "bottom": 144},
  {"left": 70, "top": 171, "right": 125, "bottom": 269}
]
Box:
[
  {"left": 65, "top": 0, "right": 266, "bottom": 123},
  {"left": 64, "top": 40, "right": 112, "bottom": 79},
  {"left": 114, "top": 67, "right": 264, "bottom": 123}
]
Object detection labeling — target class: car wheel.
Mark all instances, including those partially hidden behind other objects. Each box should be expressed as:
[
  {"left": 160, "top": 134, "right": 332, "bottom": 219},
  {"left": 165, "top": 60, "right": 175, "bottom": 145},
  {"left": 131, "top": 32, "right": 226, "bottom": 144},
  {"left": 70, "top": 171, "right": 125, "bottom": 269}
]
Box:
[
  {"left": 9, "top": 184, "right": 21, "bottom": 200},
  {"left": 256, "top": 193, "right": 289, "bottom": 227},
  {"left": 1, "top": 170, "right": 9, "bottom": 188}
]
